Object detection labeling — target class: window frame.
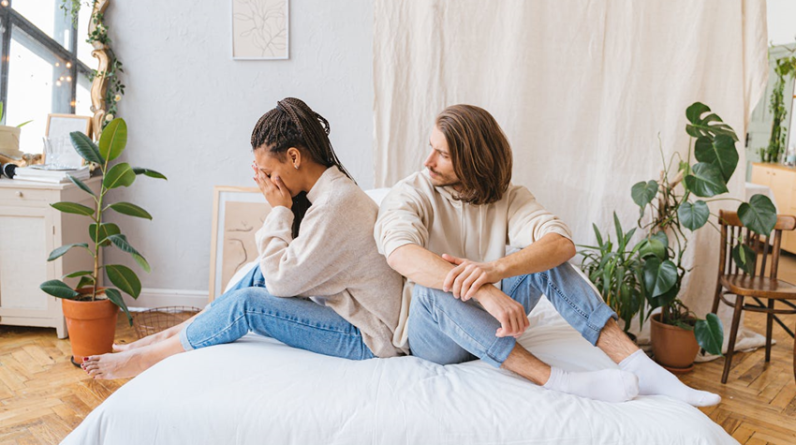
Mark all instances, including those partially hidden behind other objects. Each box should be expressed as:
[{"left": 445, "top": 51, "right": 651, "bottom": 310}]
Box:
[{"left": 0, "top": 0, "right": 93, "bottom": 125}]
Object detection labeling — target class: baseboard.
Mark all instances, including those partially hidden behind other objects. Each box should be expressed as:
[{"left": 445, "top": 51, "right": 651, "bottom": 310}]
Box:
[{"left": 123, "top": 288, "right": 210, "bottom": 311}]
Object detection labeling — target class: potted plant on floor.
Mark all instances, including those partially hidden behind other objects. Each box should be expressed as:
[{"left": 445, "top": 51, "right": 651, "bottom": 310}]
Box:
[
  {"left": 39, "top": 118, "right": 166, "bottom": 365},
  {"left": 630, "top": 102, "right": 777, "bottom": 372}
]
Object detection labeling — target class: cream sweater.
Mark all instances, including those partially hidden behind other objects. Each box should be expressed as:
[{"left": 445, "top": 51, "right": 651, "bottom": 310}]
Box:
[
  {"left": 254, "top": 167, "right": 406, "bottom": 358},
  {"left": 374, "top": 169, "right": 574, "bottom": 348}
]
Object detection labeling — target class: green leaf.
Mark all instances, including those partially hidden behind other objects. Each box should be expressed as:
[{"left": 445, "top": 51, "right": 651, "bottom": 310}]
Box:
[
  {"left": 103, "top": 288, "right": 132, "bottom": 326},
  {"left": 132, "top": 167, "right": 167, "bottom": 180},
  {"left": 132, "top": 253, "right": 151, "bottom": 273},
  {"left": 695, "top": 313, "right": 723, "bottom": 356},
  {"left": 685, "top": 102, "right": 739, "bottom": 141},
  {"left": 70, "top": 131, "right": 104, "bottom": 164},
  {"left": 76, "top": 276, "right": 95, "bottom": 290},
  {"left": 631, "top": 180, "right": 658, "bottom": 208},
  {"left": 89, "top": 222, "right": 121, "bottom": 246},
  {"left": 684, "top": 163, "right": 729, "bottom": 197},
  {"left": 107, "top": 202, "right": 152, "bottom": 220},
  {"left": 732, "top": 244, "right": 756, "bottom": 275},
  {"left": 98, "top": 118, "right": 128, "bottom": 161},
  {"left": 17, "top": 120, "right": 33, "bottom": 128},
  {"left": 643, "top": 257, "right": 678, "bottom": 299},
  {"left": 638, "top": 231, "right": 668, "bottom": 260},
  {"left": 102, "top": 162, "right": 136, "bottom": 189},
  {"left": 613, "top": 212, "right": 625, "bottom": 251},
  {"left": 738, "top": 194, "right": 777, "bottom": 236},
  {"left": 694, "top": 135, "right": 738, "bottom": 182},
  {"left": 105, "top": 264, "right": 142, "bottom": 298},
  {"left": 678, "top": 200, "right": 710, "bottom": 231},
  {"left": 50, "top": 201, "right": 94, "bottom": 216},
  {"left": 62, "top": 270, "right": 93, "bottom": 279},
  {"left": 107, "top": 234, "right": 150, "bottom": 272},
  {"left": 67, "top": 175, "right": 96, "bottom": 197},
  {"left": 592, "top": 223, "right": 604, "bottom": 248},
  {"left": 47, "top": 243, "right": 88, "bottom": 261},
  {"left": 40, "top": 280, "right": 80, "bottom": 299}
]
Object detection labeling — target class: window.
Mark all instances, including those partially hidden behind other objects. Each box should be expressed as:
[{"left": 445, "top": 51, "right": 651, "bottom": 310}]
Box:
[{"left": 0, "top": 1, "right": 94, "bottom": 154}]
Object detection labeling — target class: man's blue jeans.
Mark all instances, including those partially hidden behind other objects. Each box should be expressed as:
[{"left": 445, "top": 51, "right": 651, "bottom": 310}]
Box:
[
  {"left": 178, "top": 265, "right": 375, "bottom": 360},
  {"left": 407, "top": 262, "right": 617, "bottom": 367}
]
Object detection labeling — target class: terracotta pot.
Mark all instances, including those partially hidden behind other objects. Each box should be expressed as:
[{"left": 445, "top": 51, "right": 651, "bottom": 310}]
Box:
[
  {"left": 62, "top": 288, "right": 119, "bottom": 364},
  {"left": 650, "top": 313, "right": 700, "bottom": 373}
]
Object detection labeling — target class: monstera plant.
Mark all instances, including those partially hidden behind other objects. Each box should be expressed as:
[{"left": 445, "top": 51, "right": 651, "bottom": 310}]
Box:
[
  {"left": 39, "top": 118, "right": 166, "bottom": 364},
  {"left": 581, "top": 102, "right": 777, "bottom": 370},
  {"left": 631, "top": 102, "right": 777, "bottom": 368}
]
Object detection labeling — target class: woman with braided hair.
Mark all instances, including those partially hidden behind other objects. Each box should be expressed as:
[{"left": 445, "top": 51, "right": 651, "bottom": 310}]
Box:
[{"left": 82, "top": 98, "right": 407, "bottom": 379}]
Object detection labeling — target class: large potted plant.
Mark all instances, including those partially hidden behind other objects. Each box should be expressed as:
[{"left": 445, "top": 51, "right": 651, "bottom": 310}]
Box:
[
  {"left": 631, "top": 102, "right": 777, "bottom": 371},
  {"left": 39, "top": 118, "right": 166, "bottom": 365},
  {"left": 580, "top": 102, "right": 777, "bottom": 372}
]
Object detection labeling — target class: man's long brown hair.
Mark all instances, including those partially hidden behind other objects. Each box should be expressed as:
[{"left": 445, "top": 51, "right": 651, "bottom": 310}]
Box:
[{"left": 436, "top": 104, "right": 512, "bottom": 205}]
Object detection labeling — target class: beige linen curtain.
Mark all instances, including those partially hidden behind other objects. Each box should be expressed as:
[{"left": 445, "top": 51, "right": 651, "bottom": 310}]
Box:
[{"left": 373, "top": 0, "right": 769, "bottom": 352}]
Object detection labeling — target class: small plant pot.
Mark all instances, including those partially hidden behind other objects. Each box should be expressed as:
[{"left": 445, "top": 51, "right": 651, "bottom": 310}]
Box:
[
  {"left": 650, "top": 313, "right": 700, "bottom": 374},
  {"left": 61, "top": 288, "right": 119, "bottom": 366},
  {"left": 0, "top": 125, "right": 22, "bottom": 158}
]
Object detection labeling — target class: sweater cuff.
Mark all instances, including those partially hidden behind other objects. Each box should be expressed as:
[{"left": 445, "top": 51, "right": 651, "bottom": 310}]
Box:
[{"left": 260, "top": 206, "right": 294, "bottom": 243}]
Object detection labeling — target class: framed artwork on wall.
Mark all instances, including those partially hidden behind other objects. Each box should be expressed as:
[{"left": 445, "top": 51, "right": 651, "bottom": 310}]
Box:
[
  {"left": 209, "top": 186, "right": 271, "bottom": 301},
  {"left": 231, "top": 0, "right": 290, "bottom": 60}
]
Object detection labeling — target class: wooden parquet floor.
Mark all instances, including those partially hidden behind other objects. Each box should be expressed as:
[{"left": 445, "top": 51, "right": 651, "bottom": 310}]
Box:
[{"left": 2, "top": 266, "right": 796, "bottom": 444}]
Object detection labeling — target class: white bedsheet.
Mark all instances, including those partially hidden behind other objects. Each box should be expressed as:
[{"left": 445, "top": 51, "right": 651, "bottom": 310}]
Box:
[{"left": 61, "top": 295, "right": 736, "bottom": 445}]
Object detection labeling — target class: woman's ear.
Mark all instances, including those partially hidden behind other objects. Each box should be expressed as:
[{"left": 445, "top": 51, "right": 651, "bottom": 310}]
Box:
[{"left": 287, "top": 147, "right": 301, "bottom": 169}]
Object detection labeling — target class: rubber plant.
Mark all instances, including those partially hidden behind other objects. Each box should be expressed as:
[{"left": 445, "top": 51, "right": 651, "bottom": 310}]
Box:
[
  {"left": 39, "top": 118, "right": 166, "bottom": 325},
  {"left": 630, "top": 102, "right": 778, "bottom": 356}
]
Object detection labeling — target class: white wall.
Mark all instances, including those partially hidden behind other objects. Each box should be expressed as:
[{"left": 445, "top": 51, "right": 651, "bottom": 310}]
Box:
[
  {"left": 104, "top": 0, "right": 374, "bottom": 306},
  {"left": 767, "top": 0, "right": 796, "bottom": 45}
]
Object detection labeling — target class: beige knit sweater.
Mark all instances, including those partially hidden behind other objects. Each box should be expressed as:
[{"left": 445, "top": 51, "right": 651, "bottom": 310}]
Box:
[
  {"left": 374, "top": 169, "right": 574, "bottom": 348},
  {"left": 254, "top": 167, "right": 406, "bottom": 358}
]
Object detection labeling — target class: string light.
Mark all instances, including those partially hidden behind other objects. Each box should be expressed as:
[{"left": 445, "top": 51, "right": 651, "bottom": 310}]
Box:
[
  {"left": 1, "top": 1, "right": 8, "bottom": 7},
  {"left": 55, "top": 62, "right": 60, "bottom": 67},
  {"left": 59, "top": 76, "right": 65, "bottom": 81},
  {"left": 66, "top": 62, "right": 72, "bottom": 68},
  {"left": 56, "top": 80, "right": 62, "bottom": 86},
  {"left": 66, "top": 76, "right": 72, "bottom": 82}
]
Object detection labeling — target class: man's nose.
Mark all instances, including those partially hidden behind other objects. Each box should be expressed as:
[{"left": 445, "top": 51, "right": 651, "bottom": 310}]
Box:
[{"left": 423, "top": 151, "right": 435, "bottom": 167}]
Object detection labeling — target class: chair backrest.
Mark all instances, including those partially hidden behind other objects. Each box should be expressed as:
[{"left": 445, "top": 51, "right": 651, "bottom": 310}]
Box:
[{"left": 717, "top": 210, "right": 796, "bottom": 279}]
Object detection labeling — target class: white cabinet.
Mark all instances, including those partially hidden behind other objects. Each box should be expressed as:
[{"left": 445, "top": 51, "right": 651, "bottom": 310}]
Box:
[{"left": 0, "top": 176, "right": 102, "bottom": 338}]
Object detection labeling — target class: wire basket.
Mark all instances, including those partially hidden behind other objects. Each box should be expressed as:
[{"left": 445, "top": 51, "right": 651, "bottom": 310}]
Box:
[{"left": 132, "top": 306, "right": 201, "bottom": 339}]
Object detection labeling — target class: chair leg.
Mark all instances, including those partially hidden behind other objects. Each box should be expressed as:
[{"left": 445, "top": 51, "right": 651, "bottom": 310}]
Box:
[
  {"left": 711, "top": 283, "right": 723, "bottom": 314},
  {"left": 765, "top": 299, "right": 774, "bottom": 363},
  {"left": 722, "top": 295, "right": 745, "bottom": 384}
]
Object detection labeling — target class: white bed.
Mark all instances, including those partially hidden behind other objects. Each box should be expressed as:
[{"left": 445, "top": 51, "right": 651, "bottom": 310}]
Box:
[
  {"left": 62, "top": 292, "right": 736, "bottom": 444},
  {"left": 61, "top": 188, "right": 736, "bottom": 444}
]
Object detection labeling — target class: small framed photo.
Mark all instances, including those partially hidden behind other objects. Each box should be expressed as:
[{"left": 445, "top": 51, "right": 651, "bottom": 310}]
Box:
[
  {"left": 44, "top": 114, "right": 92, "bottom": 168},
  {"left": 209, "top": 186, "right": 272, "bottom": 301},
  {"left": 231, "top": 0, "right": 289, "bottom": 60}
]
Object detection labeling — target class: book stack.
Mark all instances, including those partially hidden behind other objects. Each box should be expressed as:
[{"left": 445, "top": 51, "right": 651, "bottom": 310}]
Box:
[{"left": 13, "top": 165, "right": 91, "bottom": 184}]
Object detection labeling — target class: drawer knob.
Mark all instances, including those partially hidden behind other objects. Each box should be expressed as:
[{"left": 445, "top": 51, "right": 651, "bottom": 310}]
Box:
[{"left": 16, "top": 191, "right": 23, "bottom": 198}]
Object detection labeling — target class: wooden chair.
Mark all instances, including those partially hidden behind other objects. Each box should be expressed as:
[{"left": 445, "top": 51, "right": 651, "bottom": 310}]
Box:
[{"left": 712, "top": 210, "right": 796, "bottom": 384}]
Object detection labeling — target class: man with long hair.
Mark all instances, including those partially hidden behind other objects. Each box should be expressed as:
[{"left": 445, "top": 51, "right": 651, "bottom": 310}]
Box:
[{"left": 375, "top": 104, "right": 720, "bottom": 405}]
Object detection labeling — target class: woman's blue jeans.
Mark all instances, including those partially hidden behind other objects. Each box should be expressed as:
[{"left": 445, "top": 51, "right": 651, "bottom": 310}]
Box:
[
  {"left": 407, "top": 262, "right": 617, "bottom": 368},
  {"left": 178, "top": 265, "right": 375, "bottom": 360}
]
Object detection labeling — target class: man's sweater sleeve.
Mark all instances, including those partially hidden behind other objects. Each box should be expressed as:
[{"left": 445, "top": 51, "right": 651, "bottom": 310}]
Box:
[
  {"left": 373, "top": 183, "right": 430, "bottom": 259},
  {"left": 506, "top": 186, "right": 573, "bottom": 249},
  {"left": 254, "top": 205, "right": 349, "bottom": 297}
]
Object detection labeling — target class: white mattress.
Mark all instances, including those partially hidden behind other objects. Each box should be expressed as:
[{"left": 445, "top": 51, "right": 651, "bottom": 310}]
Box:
[{"left": 61, "top": 295, "right": 736, "bottom": 445}]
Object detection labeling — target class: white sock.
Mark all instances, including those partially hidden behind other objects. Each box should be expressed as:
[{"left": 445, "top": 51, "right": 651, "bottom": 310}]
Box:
[
  {"left": 619, "top": 349, "right": 721, "bottom": 407},
  {"left": 542, "top": 367, "right": 639, "bottom": 403}
]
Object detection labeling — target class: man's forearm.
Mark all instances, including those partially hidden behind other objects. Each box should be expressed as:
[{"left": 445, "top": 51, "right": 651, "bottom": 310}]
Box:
[
  {"left": 386, "top": 244, "right": 456, "bottom": 289},
  {"left": 496, "top": 233, "right": 576, "bottom": 280}
]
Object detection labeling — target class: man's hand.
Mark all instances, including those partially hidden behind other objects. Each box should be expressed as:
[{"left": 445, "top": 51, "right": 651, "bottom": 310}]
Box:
[
  {"left": 474, "top": 285, "right": 529, "bottom": 338},
  {"left": 253, "top": 165, "right": 292, "bottom": 209},
  {"left": 442, "top": 254, "right": 503, "bottom": 301}
]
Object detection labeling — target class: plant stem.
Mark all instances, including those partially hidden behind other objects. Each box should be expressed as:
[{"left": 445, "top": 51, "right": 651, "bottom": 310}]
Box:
[{"left": 92, "top": 155, "right": 109, "bottom": 300}]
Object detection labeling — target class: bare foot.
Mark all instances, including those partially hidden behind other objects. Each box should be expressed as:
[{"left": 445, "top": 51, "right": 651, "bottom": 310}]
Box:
[
  {"left": 82, "top": 349, "right": 155, "bottom": 379},
  {"left": 112, "top": 332, "right": 167, "bottom": 352}
]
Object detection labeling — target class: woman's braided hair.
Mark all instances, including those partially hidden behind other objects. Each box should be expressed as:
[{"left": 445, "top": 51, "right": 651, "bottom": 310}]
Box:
[{"left": 251, "top": 98, "right": 353, "bottom": 238}]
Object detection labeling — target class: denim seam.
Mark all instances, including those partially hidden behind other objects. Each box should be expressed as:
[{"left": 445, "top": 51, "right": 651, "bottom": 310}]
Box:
[
  {"left": 247, "top": 309, "right": 361, "bottom": 336},
  {"left": 541, "top": 272, "right": 603, "bottom": 335}
]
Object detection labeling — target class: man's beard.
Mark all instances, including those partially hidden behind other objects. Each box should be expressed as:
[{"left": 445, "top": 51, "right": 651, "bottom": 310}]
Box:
[{"left": 428, "top": 168, "right": 461, "bottom": 188}]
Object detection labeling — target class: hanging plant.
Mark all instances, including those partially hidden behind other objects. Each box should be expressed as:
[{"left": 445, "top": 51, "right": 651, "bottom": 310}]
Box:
[{"left": 759, "top": 45, "right": 796, "bottom": 163}]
